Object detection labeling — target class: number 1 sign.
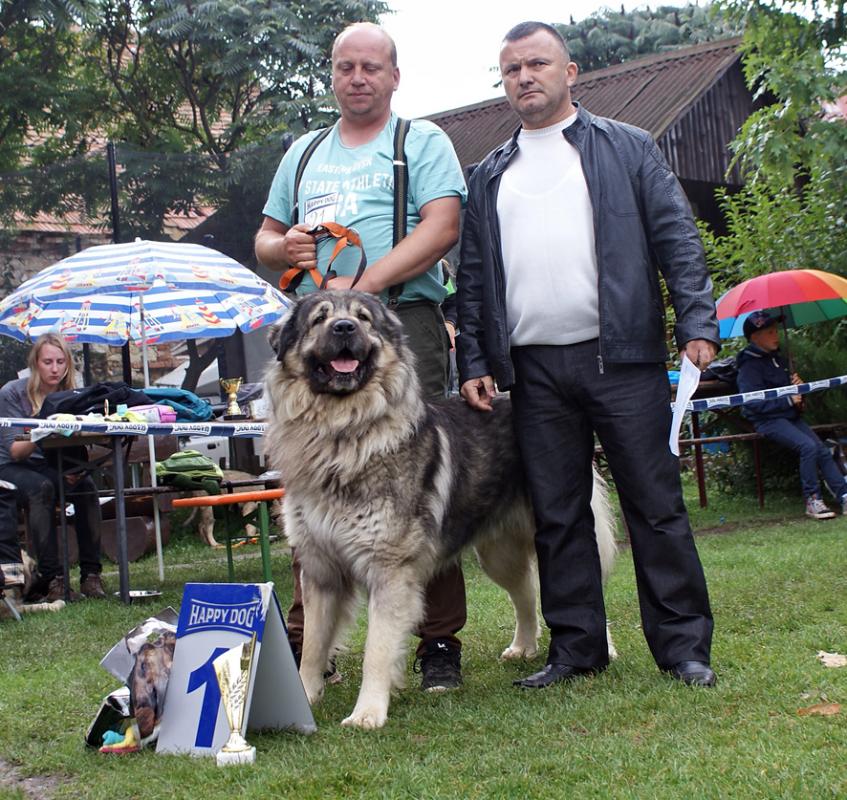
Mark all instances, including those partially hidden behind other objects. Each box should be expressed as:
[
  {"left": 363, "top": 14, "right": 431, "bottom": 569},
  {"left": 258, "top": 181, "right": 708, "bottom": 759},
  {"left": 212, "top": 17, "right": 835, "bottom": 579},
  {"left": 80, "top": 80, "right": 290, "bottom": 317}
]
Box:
[{"left": 156, "top": 582, "right": 316, "bottom": 756}]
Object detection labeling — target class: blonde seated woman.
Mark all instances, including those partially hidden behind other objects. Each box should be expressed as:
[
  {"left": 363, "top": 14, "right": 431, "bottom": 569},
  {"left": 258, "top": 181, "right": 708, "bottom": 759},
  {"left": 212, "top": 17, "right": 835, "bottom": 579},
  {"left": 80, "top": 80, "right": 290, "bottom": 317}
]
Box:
[{"left": 0, "top": 333, "right": 105, "bottom": 601}]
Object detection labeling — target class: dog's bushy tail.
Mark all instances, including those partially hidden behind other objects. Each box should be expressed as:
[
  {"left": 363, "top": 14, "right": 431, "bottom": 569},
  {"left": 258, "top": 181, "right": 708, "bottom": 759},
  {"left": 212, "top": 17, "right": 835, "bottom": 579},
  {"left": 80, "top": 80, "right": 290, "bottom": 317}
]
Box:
[{"left": 590, "top": 466, "right": 618, "bottom": 585}]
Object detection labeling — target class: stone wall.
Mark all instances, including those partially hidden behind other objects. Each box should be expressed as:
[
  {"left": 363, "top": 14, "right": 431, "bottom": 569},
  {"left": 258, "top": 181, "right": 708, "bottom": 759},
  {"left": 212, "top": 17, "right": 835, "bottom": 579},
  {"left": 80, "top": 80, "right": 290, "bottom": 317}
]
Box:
[{"left": 2, "top": 229, "right": 111, "bottom": 285}]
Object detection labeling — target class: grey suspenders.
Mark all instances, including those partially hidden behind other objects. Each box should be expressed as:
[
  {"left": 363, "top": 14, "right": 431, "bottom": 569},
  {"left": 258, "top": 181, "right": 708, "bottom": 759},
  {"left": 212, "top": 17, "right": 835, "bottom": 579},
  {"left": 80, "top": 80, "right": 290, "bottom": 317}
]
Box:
[{"left": 388, "top": 117, "right": 411, "bottom": 306}]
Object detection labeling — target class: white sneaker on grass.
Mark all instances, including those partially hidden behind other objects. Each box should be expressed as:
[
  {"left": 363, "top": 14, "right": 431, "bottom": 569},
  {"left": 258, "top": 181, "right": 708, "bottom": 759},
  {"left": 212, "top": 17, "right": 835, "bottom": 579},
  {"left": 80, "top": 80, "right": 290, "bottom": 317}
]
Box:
[{"left": 805, "top": 495, "right": 835, "bottom": 520}]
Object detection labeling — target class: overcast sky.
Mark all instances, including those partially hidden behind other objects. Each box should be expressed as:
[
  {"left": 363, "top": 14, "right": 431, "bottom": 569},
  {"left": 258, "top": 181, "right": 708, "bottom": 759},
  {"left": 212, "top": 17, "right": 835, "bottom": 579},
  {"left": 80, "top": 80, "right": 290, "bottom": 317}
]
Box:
[{"left": 380, "top": 0, "right": 638, "bottom": 117}]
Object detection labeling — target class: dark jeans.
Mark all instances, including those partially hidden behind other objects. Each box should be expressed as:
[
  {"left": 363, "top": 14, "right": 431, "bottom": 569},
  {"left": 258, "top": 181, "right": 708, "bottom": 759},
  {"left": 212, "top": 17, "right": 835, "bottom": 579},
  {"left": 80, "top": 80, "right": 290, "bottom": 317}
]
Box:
[
  {"left": 0, "top": 482, "right": 21, "bottom": 565},
  {"left": 511, "top": 341, "right": 713, "bottom": 670},
  {"left": 287, "top": 300, "right": 466, "bottom": 657},
  {"left": 755, "top": 417, "right": 847, "bottom": 501},
  {"left": 0, "top": 460, "right": 102, "bottom": 580}
]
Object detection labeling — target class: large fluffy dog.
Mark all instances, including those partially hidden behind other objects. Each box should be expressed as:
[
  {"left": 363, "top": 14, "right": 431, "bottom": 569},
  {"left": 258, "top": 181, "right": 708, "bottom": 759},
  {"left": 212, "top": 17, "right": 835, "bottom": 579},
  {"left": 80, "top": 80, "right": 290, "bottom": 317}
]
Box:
[{"left": 265, "top": 290, "right": 617, "bottom": 729}]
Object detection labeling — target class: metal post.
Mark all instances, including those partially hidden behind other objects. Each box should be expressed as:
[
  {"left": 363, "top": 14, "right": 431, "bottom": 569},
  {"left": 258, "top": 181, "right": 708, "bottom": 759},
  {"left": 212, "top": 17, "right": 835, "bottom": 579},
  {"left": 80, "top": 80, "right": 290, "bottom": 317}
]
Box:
[
  {"left": 113, "top": 437, "right": 130, "bottom": 603},
  {"left": 82, "top": 344, "right": 92, "bottom": 386},
  {"left": 77, "top": 237, "right": 94, "bottom": 386},
  {"left": 121, "top": 345, "right": 132, "bottom": 386},
  {"left": 57, "top": 449, "right": 71, "bottom": 602},
  {"left": 107, "top": 142, "right": 133, "bottom": 385},
  {"left": 107, "top": 142, "right": 121, "bottom": 246},
  {"left": 203, "top": 236, "right": 231, "bottom": 400}
]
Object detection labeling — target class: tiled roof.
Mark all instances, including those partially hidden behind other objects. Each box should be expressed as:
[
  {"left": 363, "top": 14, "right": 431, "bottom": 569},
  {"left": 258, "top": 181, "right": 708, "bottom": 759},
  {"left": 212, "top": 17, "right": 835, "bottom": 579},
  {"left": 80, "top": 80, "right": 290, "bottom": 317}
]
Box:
[
  {"left": 12, "top": 210, "right": 109, "bottom": 236},
  {"left": 14, "top": 206, "right": 215, "bottom": 238},
  {"left": 427, "top": 37, "right": 743, "bottom": 169}
]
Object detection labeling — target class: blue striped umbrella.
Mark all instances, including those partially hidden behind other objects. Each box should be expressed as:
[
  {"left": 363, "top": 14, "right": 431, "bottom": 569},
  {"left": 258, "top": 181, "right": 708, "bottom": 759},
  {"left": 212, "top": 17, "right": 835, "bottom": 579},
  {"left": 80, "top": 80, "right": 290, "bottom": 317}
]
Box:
[
  {"left": 0, "top": 239, "right": 290, "bottom": 584},
  {"left": 0, "top": 283, "right": 288, "bottom": 345},
  {"left": 0, "top": 240, "right": 289, "bottom": 347},
  {"left": 6, "top": 238, "right": 272, "bottom": 301}
]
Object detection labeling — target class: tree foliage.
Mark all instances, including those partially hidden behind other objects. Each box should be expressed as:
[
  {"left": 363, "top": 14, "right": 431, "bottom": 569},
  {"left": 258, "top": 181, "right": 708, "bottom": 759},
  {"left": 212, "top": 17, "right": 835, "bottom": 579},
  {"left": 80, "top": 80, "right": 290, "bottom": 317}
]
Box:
[
  {"left": 0, "top": 0, "right": 387, "bottom": 387},
  {"left": 701, "top": 0, "right": 847, "bottom": 297},
  {"left": 722, "top": 0, "right": 846, "bottom": 181},
  {"left": 701, "top": 0, "right": 847, "bottom": 424},
  {"left": 555, "top": 3, "right": 742, "bottom": 73},
  {"left": 0, "top": 1, "right": 106, "bottom": 173},
  {"left": 91, "top": 0, "right": 379, "bottom": 158},
  {"left": 0, "top": 0, "right": 387, "bottom": 239}
]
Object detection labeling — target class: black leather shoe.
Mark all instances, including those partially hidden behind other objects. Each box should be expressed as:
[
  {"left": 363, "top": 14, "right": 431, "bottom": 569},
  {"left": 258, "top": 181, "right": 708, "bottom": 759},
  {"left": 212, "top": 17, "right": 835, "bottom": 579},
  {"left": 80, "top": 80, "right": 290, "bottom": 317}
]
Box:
[
  {"left": 513, "top": 663, "right": 600, "bottom": 689},
  {"left": 666, "top": 660, "right": 717, "bottom": 687}
]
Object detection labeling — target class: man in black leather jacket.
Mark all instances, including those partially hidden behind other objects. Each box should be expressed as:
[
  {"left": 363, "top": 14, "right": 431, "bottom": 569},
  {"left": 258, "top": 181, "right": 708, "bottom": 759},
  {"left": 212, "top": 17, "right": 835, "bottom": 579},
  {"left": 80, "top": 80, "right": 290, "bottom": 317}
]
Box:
[{"left": 457, "top": 21, "right": 721, "bottom": 689}]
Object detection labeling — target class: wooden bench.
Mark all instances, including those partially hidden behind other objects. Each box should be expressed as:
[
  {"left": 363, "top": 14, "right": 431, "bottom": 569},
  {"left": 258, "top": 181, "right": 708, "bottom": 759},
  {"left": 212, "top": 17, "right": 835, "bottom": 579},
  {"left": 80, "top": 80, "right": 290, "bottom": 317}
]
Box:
[
  {"left": 172, "top": 488, "right": 284, "bottom": 582},
  {"left": 593, "top": 422, "right": 846, "bottom": 510},
  {"left": 95, "top": 475, "right": 281, "bottom": 559},
  {"left": 677, "top": 423, "right": 847, "bottom": 509}
]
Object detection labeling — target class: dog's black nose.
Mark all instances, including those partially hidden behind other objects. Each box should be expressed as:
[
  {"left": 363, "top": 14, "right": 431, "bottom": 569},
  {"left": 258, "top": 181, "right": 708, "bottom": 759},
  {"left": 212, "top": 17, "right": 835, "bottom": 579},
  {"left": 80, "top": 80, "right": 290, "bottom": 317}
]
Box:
[{"left": 332, "top": 319, "right": 357, "bottom": 336}]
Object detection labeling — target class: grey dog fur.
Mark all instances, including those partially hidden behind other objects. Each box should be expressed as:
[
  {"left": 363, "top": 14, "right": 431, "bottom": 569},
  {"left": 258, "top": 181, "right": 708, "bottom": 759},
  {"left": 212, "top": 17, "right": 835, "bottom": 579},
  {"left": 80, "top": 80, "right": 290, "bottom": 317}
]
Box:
[{"left": 264, "top": 290, "right": 617, "bottom": 729}]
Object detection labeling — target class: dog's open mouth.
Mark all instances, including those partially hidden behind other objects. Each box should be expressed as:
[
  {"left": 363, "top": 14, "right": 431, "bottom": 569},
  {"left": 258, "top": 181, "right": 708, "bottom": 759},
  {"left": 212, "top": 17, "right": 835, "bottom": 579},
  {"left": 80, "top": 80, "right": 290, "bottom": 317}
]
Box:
[
  {"left": 330, "top": 356, "right": 360, "bottom": 374},
  {"left": 310, "top": 347, "right": 372, "bottom": 394}
]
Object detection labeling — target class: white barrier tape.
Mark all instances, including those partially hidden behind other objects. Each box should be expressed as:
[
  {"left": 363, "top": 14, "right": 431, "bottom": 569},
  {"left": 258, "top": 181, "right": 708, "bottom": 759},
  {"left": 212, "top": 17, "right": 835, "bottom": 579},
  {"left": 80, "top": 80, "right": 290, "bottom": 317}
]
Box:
[
  {"left": 1, "top": 374, "right": 845, "bottom": 437},
  {"left": 0, "top": 417, "right": 268, "bottom": 437},
  {"left": 678, "top": 374, "right": 847, "bottom": 413}
]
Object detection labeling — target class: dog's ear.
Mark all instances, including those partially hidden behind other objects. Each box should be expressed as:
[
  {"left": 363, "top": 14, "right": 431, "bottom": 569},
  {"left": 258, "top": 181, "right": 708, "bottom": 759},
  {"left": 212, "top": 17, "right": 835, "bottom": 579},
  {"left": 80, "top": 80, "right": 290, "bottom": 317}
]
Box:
[{"left": 270, "top": 301, "right": 302, "bottom": 362}]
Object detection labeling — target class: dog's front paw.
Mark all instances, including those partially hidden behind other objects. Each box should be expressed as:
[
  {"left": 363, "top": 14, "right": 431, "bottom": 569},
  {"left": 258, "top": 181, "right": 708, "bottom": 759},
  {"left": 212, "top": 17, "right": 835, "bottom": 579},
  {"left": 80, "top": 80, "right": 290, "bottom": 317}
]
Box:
[
  {"left": 500, "top": 642, "right": 539, "bottom": 661},
  {"left": 607, "top": 622, "right": 618, "bottom": 661},
  {"left": 300, "top": 671, "right": 325, "bottom": 706},
  {"left": 341, "top": 705, "right": 388, "bottom": 730}
]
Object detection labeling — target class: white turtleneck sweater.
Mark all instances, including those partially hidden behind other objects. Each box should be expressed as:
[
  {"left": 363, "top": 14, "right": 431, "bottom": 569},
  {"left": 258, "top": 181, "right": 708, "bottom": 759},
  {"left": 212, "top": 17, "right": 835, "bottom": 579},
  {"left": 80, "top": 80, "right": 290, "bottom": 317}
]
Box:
[{"left": 496, "top": 114, "right": 599, "bottom": 346}]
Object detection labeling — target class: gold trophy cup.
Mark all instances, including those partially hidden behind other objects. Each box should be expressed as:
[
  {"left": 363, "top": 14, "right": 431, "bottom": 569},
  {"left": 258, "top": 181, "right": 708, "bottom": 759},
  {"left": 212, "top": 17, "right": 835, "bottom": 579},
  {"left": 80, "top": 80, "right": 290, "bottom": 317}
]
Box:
[
  {"left": 220, "top": 377, "right": 246, "bottom": 419},
  {"left": 213, "top": 634, "right": 257, "bottom": 766}
]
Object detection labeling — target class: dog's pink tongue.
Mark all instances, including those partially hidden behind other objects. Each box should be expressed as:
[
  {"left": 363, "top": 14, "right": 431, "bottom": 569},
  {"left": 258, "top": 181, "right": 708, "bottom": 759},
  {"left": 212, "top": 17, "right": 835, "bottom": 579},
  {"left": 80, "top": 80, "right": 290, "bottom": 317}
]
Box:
[{"left": 331, "top": 358, "right": 359, "bottom": 373}]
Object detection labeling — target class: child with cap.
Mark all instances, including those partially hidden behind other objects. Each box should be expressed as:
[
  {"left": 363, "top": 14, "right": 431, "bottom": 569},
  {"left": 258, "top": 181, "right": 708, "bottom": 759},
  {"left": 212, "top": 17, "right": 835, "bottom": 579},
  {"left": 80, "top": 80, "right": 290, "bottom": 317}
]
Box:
[{"left": 736, "top": 310, "right": 847, "bottom": 520}]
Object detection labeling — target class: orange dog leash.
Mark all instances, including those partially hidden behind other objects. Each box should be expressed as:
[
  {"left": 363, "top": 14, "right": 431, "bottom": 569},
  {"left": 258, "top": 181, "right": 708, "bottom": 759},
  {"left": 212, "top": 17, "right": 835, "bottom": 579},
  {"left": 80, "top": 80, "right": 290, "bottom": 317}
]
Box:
[{"left": 278, "top": 222, "right": 368, "bottom": 292}]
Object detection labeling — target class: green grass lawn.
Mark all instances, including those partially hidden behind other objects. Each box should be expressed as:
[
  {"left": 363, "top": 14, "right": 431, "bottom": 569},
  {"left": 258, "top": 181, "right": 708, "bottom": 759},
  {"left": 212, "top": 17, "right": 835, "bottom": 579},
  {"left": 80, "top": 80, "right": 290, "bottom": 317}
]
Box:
[{"left": 1, "top": 482, "right": 846, "bottom": 799}]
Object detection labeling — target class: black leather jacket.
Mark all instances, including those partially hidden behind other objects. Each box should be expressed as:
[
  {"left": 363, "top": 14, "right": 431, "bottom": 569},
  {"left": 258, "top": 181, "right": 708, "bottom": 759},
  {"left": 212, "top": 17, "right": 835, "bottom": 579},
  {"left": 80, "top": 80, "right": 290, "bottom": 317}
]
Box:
[{"left": 457, "top": 104, "right": 719, "bottom": 390}]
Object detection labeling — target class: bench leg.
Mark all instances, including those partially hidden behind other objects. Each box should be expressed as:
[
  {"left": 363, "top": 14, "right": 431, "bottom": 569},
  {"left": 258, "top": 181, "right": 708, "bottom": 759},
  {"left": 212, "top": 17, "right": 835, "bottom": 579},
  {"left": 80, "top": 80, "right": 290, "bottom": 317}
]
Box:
[
  {"left": 208, "top": 496, "right": 277, "bottom": 583},
  {"left": 753, "top": 439, "right": 764, "bottom": 509},
  {"left": 692, "top": 411, "right": 708, "bottom": 508},
  {"left": 221, "top": 506, "right": 237, "bottom": 582},
  {"left": 257, "top": 501, "right": 273, "bottom": 583}
]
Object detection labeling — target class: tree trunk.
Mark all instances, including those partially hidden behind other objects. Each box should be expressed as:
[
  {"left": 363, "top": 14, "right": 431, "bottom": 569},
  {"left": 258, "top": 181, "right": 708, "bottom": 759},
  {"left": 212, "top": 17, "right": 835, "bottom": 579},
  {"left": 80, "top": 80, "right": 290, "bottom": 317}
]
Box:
[{"left": 181, "top": 339, "right": 217, "bottom": 392}]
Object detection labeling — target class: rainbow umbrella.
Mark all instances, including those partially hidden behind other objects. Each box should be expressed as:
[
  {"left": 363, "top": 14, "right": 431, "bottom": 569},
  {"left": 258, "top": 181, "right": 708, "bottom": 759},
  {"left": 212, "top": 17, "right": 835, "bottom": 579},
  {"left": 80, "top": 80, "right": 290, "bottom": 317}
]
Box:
[{"left": 716, "top": 269, "right": 847, "bottom": 339}]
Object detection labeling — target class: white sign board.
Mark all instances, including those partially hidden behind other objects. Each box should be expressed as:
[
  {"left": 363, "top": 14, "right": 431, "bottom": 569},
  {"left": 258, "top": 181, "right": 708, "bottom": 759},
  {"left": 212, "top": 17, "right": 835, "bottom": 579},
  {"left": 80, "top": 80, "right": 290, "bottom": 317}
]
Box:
[{"left": 156, "top": 582, "right": 315, "bottom": 756}]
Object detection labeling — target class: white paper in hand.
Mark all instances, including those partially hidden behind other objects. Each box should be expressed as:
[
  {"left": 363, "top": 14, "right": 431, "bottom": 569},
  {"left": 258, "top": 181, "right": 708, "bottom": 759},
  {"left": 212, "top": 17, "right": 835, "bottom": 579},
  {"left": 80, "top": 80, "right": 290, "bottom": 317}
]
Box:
[{"left": 669, "top": 354, "right": 702, "bottom": 456}]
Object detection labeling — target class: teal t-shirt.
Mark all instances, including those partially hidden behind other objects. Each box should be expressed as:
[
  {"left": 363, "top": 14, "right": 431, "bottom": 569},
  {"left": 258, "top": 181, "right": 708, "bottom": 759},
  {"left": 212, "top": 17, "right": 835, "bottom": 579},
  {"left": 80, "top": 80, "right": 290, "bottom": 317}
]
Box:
[{"left": 262, "top": 114, "right": 467, "bottom": 305}]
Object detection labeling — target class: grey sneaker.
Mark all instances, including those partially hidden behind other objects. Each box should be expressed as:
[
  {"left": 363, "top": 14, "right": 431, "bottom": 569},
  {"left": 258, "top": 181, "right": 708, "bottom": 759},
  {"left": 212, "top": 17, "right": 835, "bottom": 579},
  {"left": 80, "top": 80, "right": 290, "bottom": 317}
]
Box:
[
  {"left": 842, "top": 495, "right": 847, "bottom": 516},
  {"left": 805, "top": 495, "right": 835, "bottom": 520},
  {"left": 415, "top": 640, "right": 462, "bottom": 692}
]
